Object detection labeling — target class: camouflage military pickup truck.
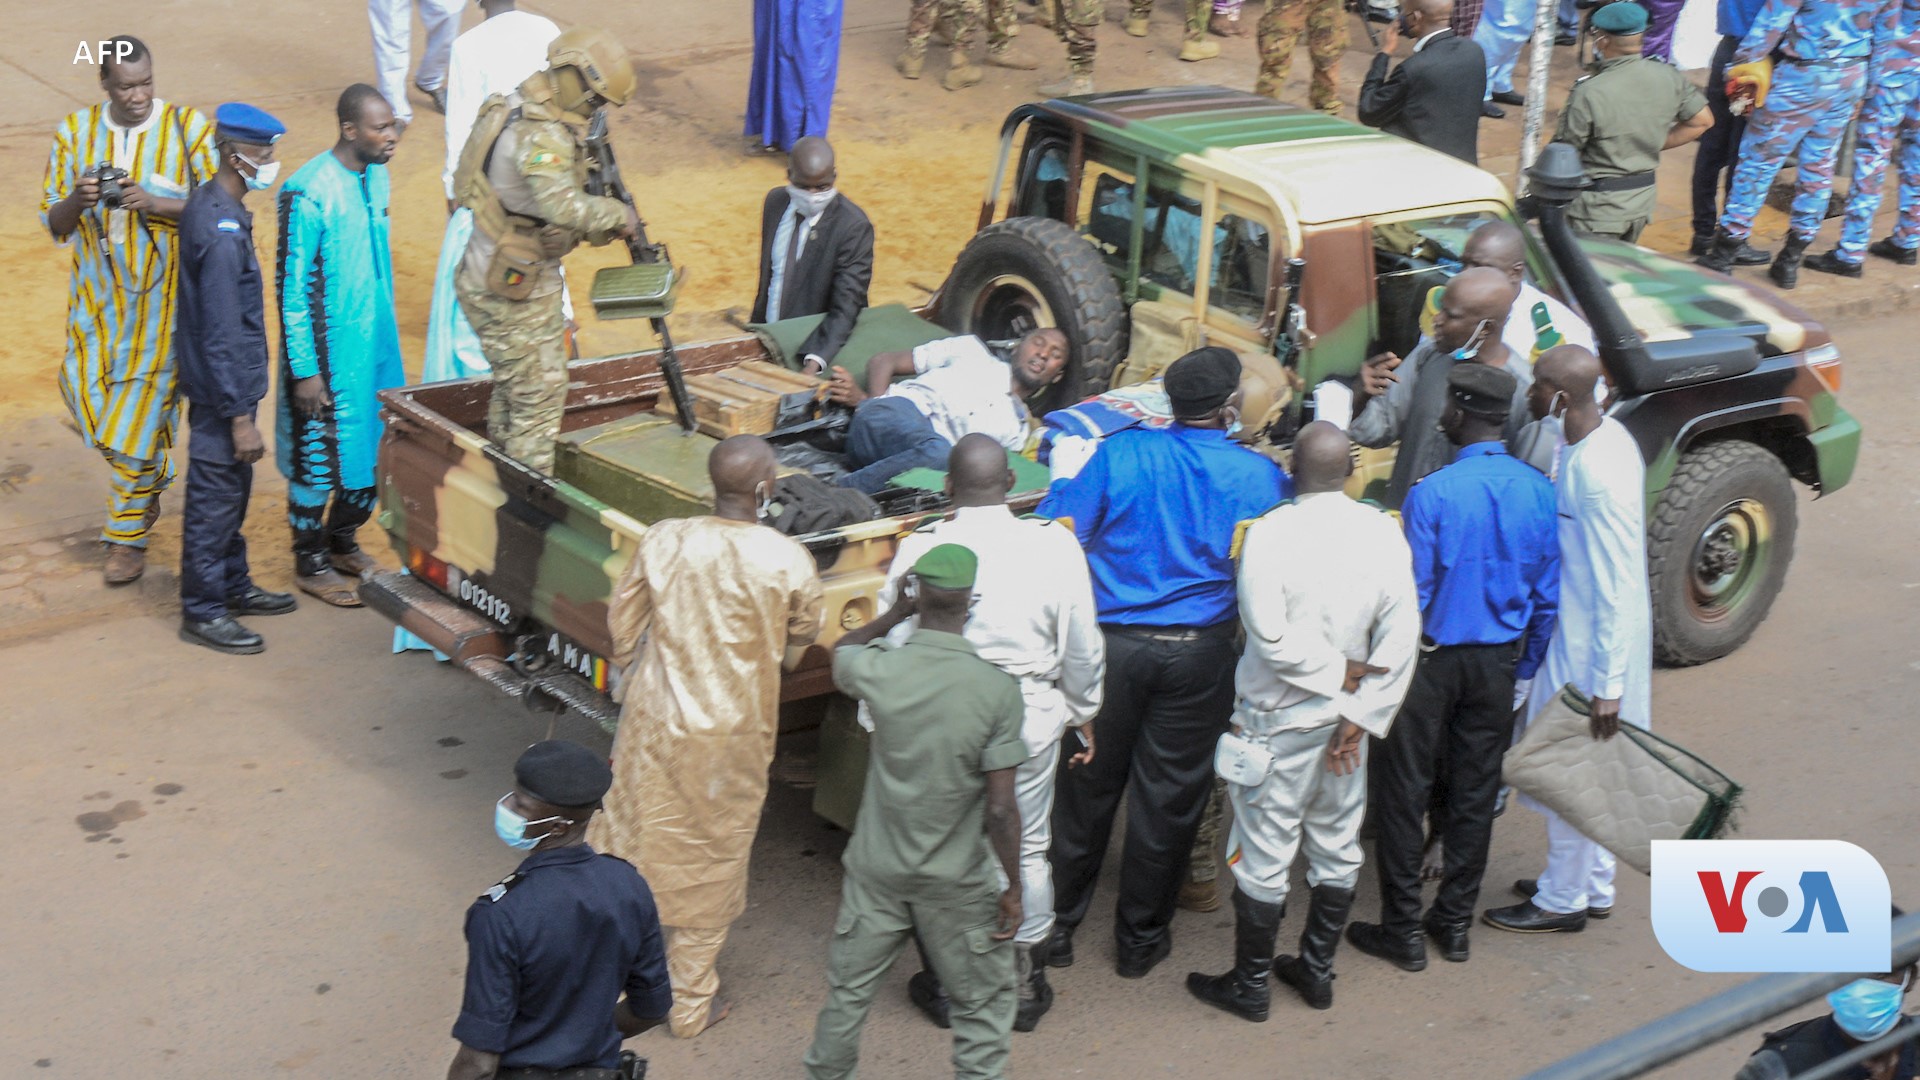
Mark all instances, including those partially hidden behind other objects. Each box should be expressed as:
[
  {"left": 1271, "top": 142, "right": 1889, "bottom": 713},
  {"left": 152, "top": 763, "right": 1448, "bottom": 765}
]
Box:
[{"left": 366, "top": 87, "right": 1860, "bottom": 743}]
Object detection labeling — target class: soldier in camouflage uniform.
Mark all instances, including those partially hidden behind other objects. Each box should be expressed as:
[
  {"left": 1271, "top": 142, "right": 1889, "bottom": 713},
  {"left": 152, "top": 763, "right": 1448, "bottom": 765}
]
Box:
[
  {"left": 1700, "top": 0, "right": 1897, "bottom": 288},
  {"left": 455, "top": 27, "right": 639, "bottom": 472},
  {"left": 1128, "top": 0, "right": 1221, "bottom": 60},
  {"left": 1257, "top": 0, "right": 1350, "bottom": 113},
  {"left": 1043, "top": 0, "right": 1106, "bottom": 95},
  {"left": 902, "top": 0, "right": 1038, "bottom": 89},
  {"left": 1805, "top": 0, "right": 1920, "bottom": 275}
]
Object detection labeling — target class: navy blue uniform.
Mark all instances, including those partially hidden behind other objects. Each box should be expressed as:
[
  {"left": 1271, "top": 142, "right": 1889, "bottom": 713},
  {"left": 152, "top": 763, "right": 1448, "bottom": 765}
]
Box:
[
  {"left": 174, "top": 182, "right": 270, "bottom": 624},
  {"left": 1751, "top": 1015, "right": 1919, "bottom": 1079},
  {"left": 1372, "top": 442, "right": 1559, "bottom": 938},
  {"left": 453, "top": 844, "right": 672, "bottom": 1071}
]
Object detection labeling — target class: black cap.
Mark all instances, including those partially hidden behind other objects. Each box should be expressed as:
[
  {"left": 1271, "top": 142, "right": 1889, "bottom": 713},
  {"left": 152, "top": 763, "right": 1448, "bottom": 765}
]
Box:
[
  {"left": 1447, "top": 363, "right": 1518, "bottom": 420},
  {"left": 514, "top": 740, "right": 613, "bottom": 809},
  {"left": 1164, "top": 347, "right": 1241, "bottom": 418}
]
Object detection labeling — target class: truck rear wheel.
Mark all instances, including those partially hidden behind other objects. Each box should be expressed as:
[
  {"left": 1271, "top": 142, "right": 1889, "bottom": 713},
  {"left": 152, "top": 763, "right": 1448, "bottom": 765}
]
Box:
[
  {"left": 1648, "top": 440, "right": 1798, "bottom": 666},
  {"left": 942, "top": 216, "right": 1127, "bottom": 414}
]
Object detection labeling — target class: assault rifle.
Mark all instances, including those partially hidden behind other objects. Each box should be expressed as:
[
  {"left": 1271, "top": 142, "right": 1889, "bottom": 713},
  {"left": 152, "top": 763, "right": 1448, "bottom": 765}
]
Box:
[{"left": 584, "top": 110, "right": 698, "bottom": 434}]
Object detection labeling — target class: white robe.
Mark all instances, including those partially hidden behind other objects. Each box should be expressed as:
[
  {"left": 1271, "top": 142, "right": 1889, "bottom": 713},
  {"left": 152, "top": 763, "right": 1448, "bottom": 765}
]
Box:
[{"left": 1526, "top": 416, "right": 1654, "bottom": 913}]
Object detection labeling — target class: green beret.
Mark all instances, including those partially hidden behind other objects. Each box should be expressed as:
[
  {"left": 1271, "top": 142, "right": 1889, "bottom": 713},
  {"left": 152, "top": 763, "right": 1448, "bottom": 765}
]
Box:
[
  {"left": 913, "top": 543, "right": 979, "bottom": 590},
  {"left": 1591, "top": 1, "right": 1650, "bottom": 34}
]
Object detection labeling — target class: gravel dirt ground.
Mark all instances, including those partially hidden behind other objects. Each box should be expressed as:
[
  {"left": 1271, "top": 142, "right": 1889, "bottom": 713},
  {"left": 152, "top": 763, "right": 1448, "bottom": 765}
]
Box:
[{"left": 2, "top": 3, "right": 1917, "bottom": 1077}]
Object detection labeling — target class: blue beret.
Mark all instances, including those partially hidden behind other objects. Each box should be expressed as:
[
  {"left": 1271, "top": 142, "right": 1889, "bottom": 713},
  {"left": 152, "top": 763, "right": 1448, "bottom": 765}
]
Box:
[
  {"left": 514, "top": 740, "right": 612, "bottom": 808},
  {"left": 215, "top": 102, "right": 286, "bottom": 145},
  {"left": 1591, "top": 1, "right": 1651, "bottom": 33}
]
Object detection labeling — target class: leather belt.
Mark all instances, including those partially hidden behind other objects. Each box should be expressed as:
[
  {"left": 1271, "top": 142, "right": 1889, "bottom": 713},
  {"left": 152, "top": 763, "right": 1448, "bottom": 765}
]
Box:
[
  {"left": 1778, "top": 55, "right": 1867, "bottom": 67},
  {"left": 1586, "top": 171, "right": 1656, "bottom": 193},
  {"left": 1103, "top": 621, "right": 1236, "bottom": 642},
  {"left": 496, "top": 1067, "right": 619, "bottom": 1080}
]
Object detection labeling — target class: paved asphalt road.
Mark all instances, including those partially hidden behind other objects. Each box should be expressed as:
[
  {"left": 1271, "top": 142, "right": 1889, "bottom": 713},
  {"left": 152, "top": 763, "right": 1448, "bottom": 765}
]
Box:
[{"left": 4, "top": 314, "right": 1914, "bottom": 1079}]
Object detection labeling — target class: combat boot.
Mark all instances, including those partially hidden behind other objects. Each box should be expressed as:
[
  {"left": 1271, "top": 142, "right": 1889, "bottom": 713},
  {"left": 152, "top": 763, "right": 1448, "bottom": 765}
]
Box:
[
  {"left": 1803, "top": 249, "right": 1863, "bottom": 279},
  {"left": 1184, "top": 891, "right": 1284, "bottom": 1023},
  {"left": 1038, "top": 72, "right": 1094, "bottom": 97},
  {"left": 1769, "top": 233, "right": 1810, "bottom": 290},
  {"left": 1014, "top": 937, "right": 1056, "bottom": 1032},
  {"left": 896, "top": 48, "right": 925, "bottom": 80},
  {"left": 943, "top": 54, "right": 984, "bottom": 91},
  {"left": 1870, "top": 237, "right": 1919, "bottom": 265},
  {"left": 1274, "top": 884, "right": 1355, "bottom": 1010},
  {"left": 1695, "top": 227, "right": 1752, "bottom": 274},
  {"left": 987, "top": 43, "right": 1040, "bottom": 69},
  {"left": 1179, "top": 38, "right": 1220, "bottom": 61},
  {"left": 1126, "top": 13, "right": 1151, "bottom": 35}
]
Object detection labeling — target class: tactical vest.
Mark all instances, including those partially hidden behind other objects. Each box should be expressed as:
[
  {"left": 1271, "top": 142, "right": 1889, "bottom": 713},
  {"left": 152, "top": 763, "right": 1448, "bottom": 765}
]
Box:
[{"left": 453, "top": 78, "right": 590, "bottom": 299}]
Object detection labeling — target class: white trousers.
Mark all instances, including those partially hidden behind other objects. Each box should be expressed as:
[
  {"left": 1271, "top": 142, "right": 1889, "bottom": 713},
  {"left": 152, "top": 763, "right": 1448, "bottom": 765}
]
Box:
[
  {"left": 1472, "top": 0, "right": 1532, "bottom": 97},
  {"left": 1010, "top": 740, "right": 1062, "bottom": 945},
  {"left": 1533, "top": 807, "right": 1617, "bottom": 914},
  {"left": 1223, "top": 723, "right": 1367, "bottom": 908},
  {"left": 369, "top": 0, "right": 464, "bottom": 123}
]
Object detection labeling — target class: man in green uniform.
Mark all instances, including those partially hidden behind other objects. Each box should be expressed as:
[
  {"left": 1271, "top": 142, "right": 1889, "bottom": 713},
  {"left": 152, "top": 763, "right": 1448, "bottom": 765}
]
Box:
[
  {"left": 453, "top": 26, "right": 640, "bottom": 472},
  {"left": 1553, "top": 1, "right": 1713, "bottom": 240},
  {"left": 1258, "top": 0, "right": 1348, "bottom": 113},
  {"left": 804, "top": 544, "right": 1027, "bottom": 1080}
]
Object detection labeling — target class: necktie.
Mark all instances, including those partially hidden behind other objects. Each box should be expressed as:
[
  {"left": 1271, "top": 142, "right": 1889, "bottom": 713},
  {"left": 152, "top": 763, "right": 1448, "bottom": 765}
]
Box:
[{"left": 780, "top": 208, "right": 806, "bottom": 314}]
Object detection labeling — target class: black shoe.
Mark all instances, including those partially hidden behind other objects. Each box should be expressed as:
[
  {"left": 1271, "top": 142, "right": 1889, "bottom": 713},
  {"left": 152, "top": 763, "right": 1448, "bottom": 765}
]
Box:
[
  {"left": 1345, "top": 921, "right": 1427, "bottom": 972},
  {"left": 1555, "top": 30, "right": 1577, "bottom": 44},
  {"left": 1491, "top": 90, "right": 1525, "bottom": 106},
  {"left": 1273, "top": 883, "right": 1353, "bottom": 1009},
  {"left": 906, "top": 969, "right": 951, "bottom": 1029},
  {"left": 1483, "top": 900, "right": 1588, "bottom": 933},
  {"left": 1116, "top": 935, "right": 1172, "bottom": 979},
  {"left": 1732, "top": 240, "right": 1773, "bottom": 265},
  {"left": 1045, "top": 923, "right": 1075, "bottom": 968},
  {"left": 1690, "top": 233, "right": 1713, "bottom": 257},
  {"left": 1185, "top": 892, "right": 1283, "bottom": 1022},
  {"left": 1014, "top": 937, "right": 1054, "bottom": 1033},
  {"left": 1512, "top": 878, "right": 1612, "bottom": 919},
  {"left": 1697, "top": 227, "right": 1752, "bottom": 274},
  {"left": 227, "top": 584, "right": 298, "bottom": 616},
  {"left": 1481, "top": 102, "right": 1507, "bottom": 119},
  {"left": 1422, "top": 914, "right": 1471, "bottom": 962},
  {"left": 1869, "top": 237, "right": 1919, "bottom": 264},
  {"left": 180, "top": 615, "right": 265, "bottom": 655},
  {"left": 1804, "top": 250, "right": 1863, "bottom": 278},
  {"left": 1770, "top": 234, "right": 1810, "bottom": 290}
]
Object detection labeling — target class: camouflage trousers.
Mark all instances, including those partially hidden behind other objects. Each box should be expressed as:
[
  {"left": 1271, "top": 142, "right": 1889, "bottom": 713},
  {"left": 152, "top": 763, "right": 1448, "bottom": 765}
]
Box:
[
  {"left": 1055, "top": 0, "right": 1103, "bottom": 74},
  {"left": 1130, "top": 0, "right": 1213, "bottom": 40},
  {"left": 1257, "top": 0, "right": 1348, "bottom": 114},
  {"left": 457, "top": 268, "right": 569, "bottom": 473},
  {"left": 1720, "top": 61, "right": 1868, "bottom": 242},
  {"left": 909, "top": 0, "right": 1000, "bottom": 53},
  {"left": 1834, "top": 78, "right": 1920, "bottom": 261},
  {"left": 1188, "top": 775, "right": 1229, "bottom": 884}
]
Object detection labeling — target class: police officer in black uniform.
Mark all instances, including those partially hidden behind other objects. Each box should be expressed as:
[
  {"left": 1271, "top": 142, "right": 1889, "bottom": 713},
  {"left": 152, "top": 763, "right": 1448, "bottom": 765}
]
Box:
[
  {"left": 448, "top": 741, "right": 672, "bottom": 1080},
  {"left": 174, "top": 102, "right": 297, "bottom": 655},
  {"left": 1738, "top": 913, "right": 1917, "bottom": 1080}
]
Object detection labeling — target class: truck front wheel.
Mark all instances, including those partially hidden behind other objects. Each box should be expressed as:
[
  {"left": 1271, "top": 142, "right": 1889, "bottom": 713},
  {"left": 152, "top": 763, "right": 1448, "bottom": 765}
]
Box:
[
  {"left": 942, "top": 216, "right": 1127, "bottom": 415},
  {"left": 1647, "top": 440, "right": 1799, "bottom": 666}
]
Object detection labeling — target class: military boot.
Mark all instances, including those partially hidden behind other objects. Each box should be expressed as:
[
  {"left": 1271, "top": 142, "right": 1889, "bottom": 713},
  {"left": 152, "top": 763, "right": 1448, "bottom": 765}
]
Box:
[
  {"left": 1769, "top": 233, "right": 1810, "bottom": 290},
  {"left": 1184, "top": 891, "right": 1284, "bottom": 1023},
  {"left": 1125, "top": 13, "right": 1151, "bottom": 35},
  {"left": 896, "top": 46, "right": 926, "bottom": 80},
  {"left": 1179, "top": 38, "right": 1220, "bottom": 61},
  {"left": 1038, "top": 72, "right": 1094, "bottom": 97},
  {"left": 943, "top": 52, "right": 984, "bottom": 91},
  {"left": 1014, "top": 937, "right": 1056, "bottom": 1032},
  {"left": 1803, "top": 249, "right": 1863, "bottom": 279},
  {"left": 1870, "top": 237, "right": 1919, "bottom": 264},
  {"left": 1274, "top": 884, "right": 1356, "bottom": 1010},
  {"left": 1695, "top": 227, "right": 1752, "bottom": 274}
]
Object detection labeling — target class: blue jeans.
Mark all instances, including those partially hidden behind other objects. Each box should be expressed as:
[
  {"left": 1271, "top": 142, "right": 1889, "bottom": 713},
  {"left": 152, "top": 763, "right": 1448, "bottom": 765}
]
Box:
[{"left": 837, "top": 397, "right": 951, "bottom": 494}]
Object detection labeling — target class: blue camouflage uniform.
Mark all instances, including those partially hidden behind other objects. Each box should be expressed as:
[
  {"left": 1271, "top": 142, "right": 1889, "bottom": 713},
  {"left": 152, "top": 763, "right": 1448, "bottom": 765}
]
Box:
[
  {"left": 1718, "top": 0, "right": 1900, "bottom": 243},
  {"left": 1831, "top": 0, "right": 1920, "bottom": 260},
  {"left": 273, "top": 150, "right": 405, "bottom": 577}
]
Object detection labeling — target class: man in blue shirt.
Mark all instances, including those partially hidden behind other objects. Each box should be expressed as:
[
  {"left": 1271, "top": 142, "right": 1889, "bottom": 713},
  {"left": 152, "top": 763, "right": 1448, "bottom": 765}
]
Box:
[
  {"left": 1038, "top": 347, "right": 1291, "bottom": 979},
  {"left": 174, "top": 103, "right": 296, "bottom": 655},
  {"left": 1691, "top": 0, "right": 1777, "bottom": 262},
  {"left": 1348, "top": 363, "right": 1558, "bottom": 973},
  {"left": 449, "top": 740, "right": 671, "bottom": 1080}
]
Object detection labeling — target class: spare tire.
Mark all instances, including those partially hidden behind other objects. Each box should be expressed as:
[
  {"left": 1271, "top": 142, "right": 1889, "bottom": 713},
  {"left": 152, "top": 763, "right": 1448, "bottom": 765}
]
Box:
[{"left": 940, "top": 216, "right": 1128, "bottom": 415}]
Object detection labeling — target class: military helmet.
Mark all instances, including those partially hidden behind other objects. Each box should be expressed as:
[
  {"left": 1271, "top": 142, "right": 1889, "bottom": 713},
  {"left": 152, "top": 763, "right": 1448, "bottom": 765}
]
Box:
[{"left": 546, "top": 27, "right": 637, "bottom": 107}]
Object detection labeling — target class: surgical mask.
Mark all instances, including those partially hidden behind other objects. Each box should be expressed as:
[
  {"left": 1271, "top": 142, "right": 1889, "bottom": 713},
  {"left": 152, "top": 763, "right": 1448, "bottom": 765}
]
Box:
[
  {"left": 1451, "top": 319, "right": 1491, "bottom": 361},
  {"left": 787, "top": 185, "right": 837, "bottom": 218},
  {"left": 237, "top": 152, "right": 279, "bottom": 191},
  {"left": 494, "top": 794, "right": 564, "bottom": 852},
  {"left": 1828, "top": 973, "right": 1910, "bottom": 1041}
]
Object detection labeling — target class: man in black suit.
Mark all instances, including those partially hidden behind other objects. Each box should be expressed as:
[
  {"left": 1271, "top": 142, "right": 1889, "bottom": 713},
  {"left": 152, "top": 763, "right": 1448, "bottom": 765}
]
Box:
[
  {"left": 751, "top": 136, "right": 874, "bottom": 374},
  {"left": 1357, "top": 0, "right": 1488, "bottom": 165}
]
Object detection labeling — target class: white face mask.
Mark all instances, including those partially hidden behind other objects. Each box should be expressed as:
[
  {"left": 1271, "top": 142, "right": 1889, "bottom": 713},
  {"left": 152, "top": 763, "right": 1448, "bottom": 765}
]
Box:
[
  {"left": 237, "top": 151, "right": 279, "bottom": 191},
  {"left": 787, "top": 185, "right": 837, "bottom": 218}
]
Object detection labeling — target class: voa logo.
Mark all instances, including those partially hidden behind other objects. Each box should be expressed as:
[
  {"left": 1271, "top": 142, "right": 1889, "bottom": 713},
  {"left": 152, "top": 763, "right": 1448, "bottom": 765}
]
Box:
[{"left": 1651, "top": 840, "right": 1892, "bottom": 973}]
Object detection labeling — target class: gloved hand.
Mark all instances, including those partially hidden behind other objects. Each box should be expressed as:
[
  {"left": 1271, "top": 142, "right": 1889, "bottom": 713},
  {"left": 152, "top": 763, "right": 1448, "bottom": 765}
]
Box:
[
  {"left": 1726, "top": 57, "right": 1773, "bottom": 113},
  {"left": 1512, "top": 677, "right": 1534, "bottom": 713}
]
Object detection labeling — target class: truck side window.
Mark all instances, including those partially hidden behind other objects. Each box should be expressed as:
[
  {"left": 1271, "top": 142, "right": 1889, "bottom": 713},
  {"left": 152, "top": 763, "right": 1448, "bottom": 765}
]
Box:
[
  {"left": 1371, "top": 211, "right": 1497, "bottom": 359},
  {"left": 1212, "top": 214, "right": 1271, "bottom": 321},
  {"left": 1081, "top": 167, "right": 1212, "bottom": 298},
  {"left": 1017, "top": 142, "right": 1070, "bottom": 221}
]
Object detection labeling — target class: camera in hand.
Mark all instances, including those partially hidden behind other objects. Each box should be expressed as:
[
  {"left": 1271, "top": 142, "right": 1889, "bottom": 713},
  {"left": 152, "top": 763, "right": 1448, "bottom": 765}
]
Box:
[{"left": 88, "top": 165, "right": 131, "bottom": 210}]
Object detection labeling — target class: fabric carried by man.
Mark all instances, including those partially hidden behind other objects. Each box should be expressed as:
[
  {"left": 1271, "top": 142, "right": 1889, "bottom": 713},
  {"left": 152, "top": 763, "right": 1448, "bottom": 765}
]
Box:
[
  {"left": 589, "top": 435, "right": 826, "bottom": 1038},
  {"left": 40, "top": 36, "right": 217, "bottom": 585}
]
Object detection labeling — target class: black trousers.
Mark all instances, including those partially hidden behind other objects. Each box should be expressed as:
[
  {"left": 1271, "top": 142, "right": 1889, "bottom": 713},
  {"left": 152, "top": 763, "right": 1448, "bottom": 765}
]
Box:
[
  {"left": 1691, "top": 36, "right": 1750, "bottom": 239},
  {"left": 179, "top": 406, "right": 256, "bottom": 625},
  {"left": 1372, "top": 642, "right": 1517, "bottom": 933},
  {"left": 1049, "top": 623, "right": 1237, "bottom": 952}
]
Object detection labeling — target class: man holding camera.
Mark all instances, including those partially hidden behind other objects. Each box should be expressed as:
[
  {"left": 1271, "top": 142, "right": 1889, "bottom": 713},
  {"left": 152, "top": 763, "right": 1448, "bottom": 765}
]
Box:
[{"left": 40, "top": 36, "right": 217, "bottom": 586}]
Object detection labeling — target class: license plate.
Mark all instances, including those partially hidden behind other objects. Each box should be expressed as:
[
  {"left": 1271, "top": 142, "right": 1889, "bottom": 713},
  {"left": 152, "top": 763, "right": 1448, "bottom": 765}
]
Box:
[
  {"left": 447, "top": 565, "right": 516, "bottom": 627},
  {"left": 446, "top": 567, "right": 611, "bottom": 692},
  {"left": 537, "top": 629, "right": 613, "bottom": 693}
]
